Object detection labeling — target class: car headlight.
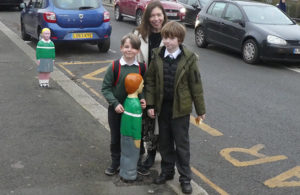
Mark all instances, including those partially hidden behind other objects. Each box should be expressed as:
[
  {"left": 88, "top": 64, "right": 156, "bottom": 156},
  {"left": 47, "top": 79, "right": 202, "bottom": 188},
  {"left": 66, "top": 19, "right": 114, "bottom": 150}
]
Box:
[
  {"left": 180, "top": 7, "right": 186, "bottom": 14},
  {"left": 267, "top": 35, "right": 287, "bottom": 45}
]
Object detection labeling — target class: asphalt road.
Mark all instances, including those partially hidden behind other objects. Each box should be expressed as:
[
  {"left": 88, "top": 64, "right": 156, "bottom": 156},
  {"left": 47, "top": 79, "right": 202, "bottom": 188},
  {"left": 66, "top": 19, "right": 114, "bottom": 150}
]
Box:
[{"left": 1, "top": 4, "right": 300, "bottom": 195}]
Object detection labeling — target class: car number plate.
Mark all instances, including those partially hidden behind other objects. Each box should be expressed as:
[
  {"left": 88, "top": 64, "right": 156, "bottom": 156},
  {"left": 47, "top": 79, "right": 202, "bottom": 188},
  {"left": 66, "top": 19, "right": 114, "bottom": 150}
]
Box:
[
  {"left": 166, "top": 12, "right": 177, "bottom": 17},
  {"left": 72, "top": 33, "right": 93, "bottom": 39}
]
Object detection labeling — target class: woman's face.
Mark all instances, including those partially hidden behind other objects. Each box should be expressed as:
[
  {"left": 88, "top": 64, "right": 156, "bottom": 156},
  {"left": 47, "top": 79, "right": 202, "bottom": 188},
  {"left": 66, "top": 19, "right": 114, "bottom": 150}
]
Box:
[{"left": 149, "top": 7, "right": 164, "bottom": 32}]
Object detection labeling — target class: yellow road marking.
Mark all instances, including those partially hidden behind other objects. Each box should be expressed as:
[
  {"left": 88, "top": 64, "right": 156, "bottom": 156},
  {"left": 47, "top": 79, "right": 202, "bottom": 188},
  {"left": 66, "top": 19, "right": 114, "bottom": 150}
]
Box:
[
  {"left": 190, "top": 116, "right": 223, "bottom": 136},
  {"left": 264, "top": 166, "right": 300, "bottom": 188},
  {"left": 191, "top": 167, "right": 230, "bottom": 195},
  {"left": 220, "top": 144, "right": 287, "bottom": 167},
  {"left": 57, "top": 63, "right": 75, "bottom": 77},
  {"left": 81, "top": 81, "right": 105, "bottom": 100},
  {"left": 56, "top": 62, "right": 106, "bottom": 100},
  {"left": 59, "top": 60, "right": 113, "bottom": 65},
  {"left": 82, "top": 66, "right": 108, "bottom": 81}
]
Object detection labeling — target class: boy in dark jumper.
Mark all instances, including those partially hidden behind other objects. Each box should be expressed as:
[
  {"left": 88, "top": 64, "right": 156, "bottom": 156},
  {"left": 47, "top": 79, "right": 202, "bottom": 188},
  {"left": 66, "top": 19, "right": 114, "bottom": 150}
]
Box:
[
  {"left": 101, "top": 33, "right": 146, "bottom": 176},
  {"left": 145, "top": 21, "right": 206, "bottom": 194}
]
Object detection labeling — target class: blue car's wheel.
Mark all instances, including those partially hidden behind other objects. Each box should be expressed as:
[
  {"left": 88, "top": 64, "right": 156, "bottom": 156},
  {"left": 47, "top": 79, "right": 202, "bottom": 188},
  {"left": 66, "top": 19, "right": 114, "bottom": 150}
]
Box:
[
  {"left": 98, "top": 38, "right": 110, "bottom": 52},
  {"left": 21, "top": 22, "right": 31, "bottom": 41}
]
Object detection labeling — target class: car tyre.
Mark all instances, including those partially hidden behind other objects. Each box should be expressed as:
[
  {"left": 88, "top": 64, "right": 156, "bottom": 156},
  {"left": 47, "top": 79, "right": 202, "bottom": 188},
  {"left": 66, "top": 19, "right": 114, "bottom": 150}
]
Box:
[
  {"left": 21, "top": 22, "right": 31, "bottom": 41},
  {"left": 195, "top": 26, "right": 207, "bottom": 48},
  {"left": 98, "top": 38, "right": 110, "bottom": 52},
  {"left": 242, "top": 39, "right": 259, "bottom": 64},
  {"left": 136, "top": 10, "right": 143, "bottom": 26},
  {"left": 114, "top": 6, "right": 123, "bottom": 21}
]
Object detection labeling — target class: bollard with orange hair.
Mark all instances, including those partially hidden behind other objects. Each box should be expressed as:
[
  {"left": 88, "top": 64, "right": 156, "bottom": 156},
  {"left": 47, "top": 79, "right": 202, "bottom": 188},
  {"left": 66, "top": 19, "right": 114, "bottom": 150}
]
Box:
[{"left": 119, "top": 73, "right": 144, "bottom": 181}]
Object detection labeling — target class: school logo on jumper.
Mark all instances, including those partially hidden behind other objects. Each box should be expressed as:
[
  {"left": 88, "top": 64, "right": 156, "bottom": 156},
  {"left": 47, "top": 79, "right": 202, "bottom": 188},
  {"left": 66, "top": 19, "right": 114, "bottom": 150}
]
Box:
[{"left": 79, "top": 14, "right": 84, "bottom": 19}]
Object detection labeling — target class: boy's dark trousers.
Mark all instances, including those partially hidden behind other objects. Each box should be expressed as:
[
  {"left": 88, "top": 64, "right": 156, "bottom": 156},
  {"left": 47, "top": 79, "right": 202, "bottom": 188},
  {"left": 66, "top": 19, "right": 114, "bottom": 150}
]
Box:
[
  {"left": 158, "top": 101, "right": 192, "bottom": 183},
  {"left": 108, "top": 106, "right": 121, "bottom": 169}
]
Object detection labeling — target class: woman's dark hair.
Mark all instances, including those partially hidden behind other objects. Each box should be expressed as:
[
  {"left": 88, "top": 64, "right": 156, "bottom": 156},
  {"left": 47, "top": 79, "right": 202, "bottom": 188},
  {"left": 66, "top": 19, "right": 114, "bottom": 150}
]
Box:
[{"left": 135, "top": 0, "right": 167, "bottom": 42}]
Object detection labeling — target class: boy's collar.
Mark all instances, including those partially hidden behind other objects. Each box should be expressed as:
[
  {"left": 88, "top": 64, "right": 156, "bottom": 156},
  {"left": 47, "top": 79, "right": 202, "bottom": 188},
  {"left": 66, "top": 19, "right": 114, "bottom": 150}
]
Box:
[
  {"left": 164, "top": 47, "right": 181, "bottom": 59},
  {"left": 159, "top": 45, "right": 184, "bottom": 58},
  {"left": 120, "top": 56, "right": 139, "bottom": 66}
]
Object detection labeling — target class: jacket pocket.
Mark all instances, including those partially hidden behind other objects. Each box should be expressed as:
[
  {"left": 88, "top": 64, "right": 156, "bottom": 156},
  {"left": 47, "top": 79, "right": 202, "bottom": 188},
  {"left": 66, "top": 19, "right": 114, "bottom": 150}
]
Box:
[{"left": 178, "top": 90, "right": 192, "bottom": 113}]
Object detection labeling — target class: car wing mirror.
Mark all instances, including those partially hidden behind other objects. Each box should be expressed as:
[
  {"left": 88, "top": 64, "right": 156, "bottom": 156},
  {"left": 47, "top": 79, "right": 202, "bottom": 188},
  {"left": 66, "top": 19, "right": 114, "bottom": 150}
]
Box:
[{"left": 233, "top": 19, "right": 245, "bottom": 27}]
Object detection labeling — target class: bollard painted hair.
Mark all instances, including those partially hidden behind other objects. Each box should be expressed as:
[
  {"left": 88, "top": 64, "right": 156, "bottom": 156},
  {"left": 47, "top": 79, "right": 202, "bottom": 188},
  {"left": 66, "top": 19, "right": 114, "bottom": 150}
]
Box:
[
  {"left": 124, "top": 73, "right": 143, "bottom": 94},
  {"left": 41, "top": 28, "right": 51, "bottom": 34}
]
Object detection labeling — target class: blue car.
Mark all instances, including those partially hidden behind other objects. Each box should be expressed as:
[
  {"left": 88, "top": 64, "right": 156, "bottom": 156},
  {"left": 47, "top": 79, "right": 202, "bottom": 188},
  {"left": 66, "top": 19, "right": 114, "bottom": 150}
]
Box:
[{"left": 20, "top": 0, "right": 112, "bottom": 52}]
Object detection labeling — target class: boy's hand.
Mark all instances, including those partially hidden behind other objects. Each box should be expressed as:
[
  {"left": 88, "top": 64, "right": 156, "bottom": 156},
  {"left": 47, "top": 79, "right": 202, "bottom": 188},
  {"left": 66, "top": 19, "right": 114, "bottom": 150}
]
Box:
[
  {"left": 37, "top": 60, "right": 40, "bottom": 65},
  {"left": 140, "top": 99, "right": 146, "bottom": 109},
  {"left": 147, "top": 109, "right": 155, "bottom": 119},
  {"left": 195, "top": 114, "right": 206, "bottom": 125},
  {"left": 115, "top": 104, "right": 124, "bottom": 114}
]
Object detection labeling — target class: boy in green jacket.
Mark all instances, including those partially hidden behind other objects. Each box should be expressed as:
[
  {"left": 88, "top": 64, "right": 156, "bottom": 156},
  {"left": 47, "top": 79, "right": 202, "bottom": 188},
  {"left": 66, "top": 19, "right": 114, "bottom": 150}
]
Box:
[
  {"left": 101, "top": 33, "right": 146, "bottom": 176},
  {"left": 145, "top": 21, "right": 206, "bottom": 194}
]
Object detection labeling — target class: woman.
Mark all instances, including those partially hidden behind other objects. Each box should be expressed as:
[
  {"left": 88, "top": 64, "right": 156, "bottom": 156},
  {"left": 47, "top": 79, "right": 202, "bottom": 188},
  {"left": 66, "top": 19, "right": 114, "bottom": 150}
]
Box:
[
  {"left": 134, "top": 0, "right": 168, "bottom": 175},
  {"left": 135, "top": 0, "right": 167, "bottom": 65}
]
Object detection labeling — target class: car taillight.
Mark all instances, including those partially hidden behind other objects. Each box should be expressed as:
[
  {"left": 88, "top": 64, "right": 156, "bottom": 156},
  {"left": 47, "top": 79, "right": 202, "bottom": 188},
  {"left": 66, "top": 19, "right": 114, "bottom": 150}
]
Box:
[
  {"left": 103, "top": 11, "right": 110, "bottom": 22},
  {"left": 43, "top": 12, "right": 56, "bottom": 23}
]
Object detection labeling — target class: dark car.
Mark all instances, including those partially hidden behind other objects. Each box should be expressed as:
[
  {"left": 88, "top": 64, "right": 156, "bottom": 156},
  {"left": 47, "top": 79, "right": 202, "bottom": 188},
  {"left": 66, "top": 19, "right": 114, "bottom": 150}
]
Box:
[
  {"left": 20, "top": 0, "right": 112, "bottom": 52},
  {"left": 114, "top": 0, "right": 186, "bottom": 26},
  {"left": 194, "top": 0, "right": 300, "bottom": 64},
  {"left": 0, "top": 0, "right": 24, "bottom": 10},
  {"left": 177, "top": 0, "right": 209, "bottom": 25}
]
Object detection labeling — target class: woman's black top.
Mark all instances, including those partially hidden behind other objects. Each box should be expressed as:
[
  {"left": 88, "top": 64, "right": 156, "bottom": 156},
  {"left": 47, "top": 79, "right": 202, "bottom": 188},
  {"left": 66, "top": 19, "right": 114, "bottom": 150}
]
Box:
[{"left": 148, "top": 32, "right": 162, "bottom": 65}]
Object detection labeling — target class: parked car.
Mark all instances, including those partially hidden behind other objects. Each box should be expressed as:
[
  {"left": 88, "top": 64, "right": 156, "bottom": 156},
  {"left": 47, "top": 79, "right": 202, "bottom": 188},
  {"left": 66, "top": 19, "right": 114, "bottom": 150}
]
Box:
[
  {"left": 20, "top": 0, "right": 112, "bottom": 52},
  {"left": 195, "top": 0, "right": 300, "bottom": 64},
  {"left": 0, "top": 0, "right": 24, "bottom": 10},
  {"left": 177, "top": 0, "right": 209, "bottom": 25},
  {"left": 114, "top": 0, "right": 186, "bottom": 26}
]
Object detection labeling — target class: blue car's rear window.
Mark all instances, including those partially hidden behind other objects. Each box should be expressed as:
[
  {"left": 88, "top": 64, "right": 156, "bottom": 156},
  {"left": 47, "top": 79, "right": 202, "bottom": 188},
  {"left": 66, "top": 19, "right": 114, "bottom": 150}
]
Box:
[{"left": 53, "top": 0, "right": 101, "bottom": 10}]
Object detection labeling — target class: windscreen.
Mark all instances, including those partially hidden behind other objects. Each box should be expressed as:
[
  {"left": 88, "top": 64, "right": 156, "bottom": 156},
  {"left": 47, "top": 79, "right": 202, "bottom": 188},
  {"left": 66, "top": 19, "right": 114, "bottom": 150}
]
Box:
[
  {"left": 53, "top": 0, "right": 101, "bottom": 10},
  {"left": 243, "top": 5, "right": 293, "bottom": 25}
]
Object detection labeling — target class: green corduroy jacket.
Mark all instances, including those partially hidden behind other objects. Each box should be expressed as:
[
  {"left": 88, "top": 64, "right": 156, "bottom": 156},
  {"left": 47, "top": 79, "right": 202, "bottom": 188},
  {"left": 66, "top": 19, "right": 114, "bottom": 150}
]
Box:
[{"left": 145, "top": 45, "right": 206, "bottom": 119}]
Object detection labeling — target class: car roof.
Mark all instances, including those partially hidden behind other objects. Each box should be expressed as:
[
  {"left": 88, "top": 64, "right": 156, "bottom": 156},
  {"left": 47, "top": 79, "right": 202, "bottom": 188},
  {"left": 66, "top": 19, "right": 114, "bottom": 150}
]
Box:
[{"left": 214, "top": 0, "right": 273, "bottom": 6}]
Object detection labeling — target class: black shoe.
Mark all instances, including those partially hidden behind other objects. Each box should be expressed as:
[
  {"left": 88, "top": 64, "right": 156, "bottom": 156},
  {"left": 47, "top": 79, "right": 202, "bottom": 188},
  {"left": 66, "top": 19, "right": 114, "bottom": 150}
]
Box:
[
  {"left": 181, "top": 182, "right": 193, "bottom": 194},
  {"left": 153, "top": 173, "right": 174, "bottom": 184},
  {"left": 142, "top": 150, "right": 156, "bottom": 169},
  {"left": 137, "top": 167, "right": 150, "bottom": 176},
  {"left": 104, "top": 165, "right": 119, "bottom": 176}
]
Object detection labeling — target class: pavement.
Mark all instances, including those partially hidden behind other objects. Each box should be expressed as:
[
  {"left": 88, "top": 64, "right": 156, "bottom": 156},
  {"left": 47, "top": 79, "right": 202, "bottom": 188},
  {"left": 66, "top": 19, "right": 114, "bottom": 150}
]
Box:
[{"left": 0, "top": 10, "right": 208, "bottom": 195}]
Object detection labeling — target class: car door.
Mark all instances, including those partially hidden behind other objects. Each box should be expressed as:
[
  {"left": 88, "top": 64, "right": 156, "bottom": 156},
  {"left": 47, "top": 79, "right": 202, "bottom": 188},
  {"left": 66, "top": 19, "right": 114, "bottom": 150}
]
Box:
[
  {"left": 22, "top": 0, "right": 35, "bottom": 35},
  {"left": 25, "top": 0, "right": 43, "bottom": 37},
  {"left": 220, "top": 3, "right": 245, "bottom": 50},
  {"left": 127, "top": 0, "right": 138, "bottom": 16},
  {"left": 32, "top": 0, "right": 44, "bottom": 38},
  {"left": 205, "top": 1, "right": 227, "bottom": 44},
  {"left": 185, "top": 0, "right": 201, "bottom": 24}
]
